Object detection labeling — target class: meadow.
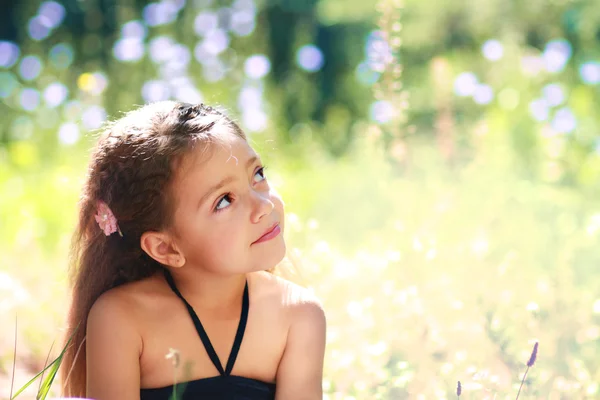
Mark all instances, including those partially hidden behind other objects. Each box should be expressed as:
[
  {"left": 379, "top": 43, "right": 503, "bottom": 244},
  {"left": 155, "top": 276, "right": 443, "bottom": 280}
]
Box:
[{"left": 1, "top": 0, "right": 600, "bottom": 398}]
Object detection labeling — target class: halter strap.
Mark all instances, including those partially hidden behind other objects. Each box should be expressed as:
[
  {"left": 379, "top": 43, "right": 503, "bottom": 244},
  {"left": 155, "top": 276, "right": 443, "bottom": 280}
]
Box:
[{"left": 163, "top": 269, "right": 249, "bottom": 376}]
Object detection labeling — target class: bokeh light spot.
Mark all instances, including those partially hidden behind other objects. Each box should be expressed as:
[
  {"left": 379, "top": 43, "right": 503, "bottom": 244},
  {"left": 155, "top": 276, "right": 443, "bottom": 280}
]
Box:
[
  {"left": 230, "top": 9, "right": 255, "bottom": 37},
  {"left": 365, "top": 30, "right": 393, "bottom": 73},
  {"left": 142, "top": 80, "right": 171, "bottom": 102},
  {"left": 143, "top": 2, "right": 179, "bottom": 27},
  {"left": 244, "top": 54, "right": 270, "bottom": 79},
  {"left": 201, "top": 29, "right": 230, "bottom": 55},
  {"left": 296, "top": 45, "right": 324, "bottom": 72},
  {"left": 542, "top": 83, "right": 565, "bottom": 107},
  {"left": 173, "top": 85, "right": 203, "bottom": 103},
  {"left": 194, "top": 11, "right": 219, "bottom": 36},
  {"left": 28, "top": 16, "right": 52, "bottom": 41},
  {"left": 43, "top": 82, "right": 68, "bottom": 108},
  {"left": 49, "top": 43, "right": 74, "bottom": 69},
  {"left": 166, "top": 44, "right": 191, "bottom": 71},
  {"left": 121, "top": 20, "right": 147, "bottom": 39},
  {"left": 20, "top": 88, "right": 40, "bottom": 111},
  {"left": 529, "top": 98, "right": 549, "bottom": 122},
  {"left": 19, "top": 56, "right": 43, "bottom": 81},
  {"left": 242, "top": 109, "right": 267, "bottom": 132},
  {"left": 202, "top": 59, "right": 226, "bottom": 82},
  {"left": 454, "top": 72, "right": 478, "bottom": 97},
  {"left": 473, "top": 84, "right": 494, "bottom": 105},
  {"left": 58, "top": 122, "right": 80, "bottom": 145},
  {"left": 0, "top": 41, "right": 21, "bottom": 68},
  {"left": 194, "top": 42, "right": 213, "bottom": 65},
  {"left": 551, "top": 107, "right": 576, "bottom": 133},
  {"left": 370, "top": 100, "right": 395, "bottom": 123},
  {"left": 482, "top": 39, "right": 504, "bottom": 61},
  {"left": 77, "top": 73, "right": 95, "bottom": 92},
  {"left": 149, "top": 36, "right": 174, "bottom": 64},
  {"left": 579, "top": 62, "right": 600, "bottom": 85},
  {"left": 90, "top": 72, "right": 108, "bottom": 95},
  {"left": 113, "top": 37, "right": 144, "bottom": 62},
  {"left": 543, "top": 39, "right": 572, "bottom": 73},
  {"left": 238, "top": 85, "right": 262, "bottom": 111},
  {"left": 38, "top": 1, "right": 66, "bottom": 29},
  {"left": 82, "top": 106, "right": 107, "bottom": 130}
]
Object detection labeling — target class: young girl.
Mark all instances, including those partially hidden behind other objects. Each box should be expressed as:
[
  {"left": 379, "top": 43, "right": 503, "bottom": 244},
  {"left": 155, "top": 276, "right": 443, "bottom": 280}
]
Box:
[{"left": 60, "top": 101, "right": 326, "bottom": 399}]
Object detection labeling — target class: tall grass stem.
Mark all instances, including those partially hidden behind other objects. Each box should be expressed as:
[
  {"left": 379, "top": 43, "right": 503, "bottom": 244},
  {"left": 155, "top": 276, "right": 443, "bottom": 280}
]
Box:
[
  {"left": 10, "top": 315, "right": 17, "bottom": 400},
  {"left": 38, "top": 341, "right": 56, "bottom": 394}
]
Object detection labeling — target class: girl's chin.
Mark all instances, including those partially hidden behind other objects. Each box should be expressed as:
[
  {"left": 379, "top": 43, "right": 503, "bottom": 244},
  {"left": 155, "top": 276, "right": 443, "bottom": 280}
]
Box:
[
  {"left": 253, "top": 246, "right": 287, "bottom": 272},
  {"left": 252, "top": 260, "right": 285, "bottom": 273}
]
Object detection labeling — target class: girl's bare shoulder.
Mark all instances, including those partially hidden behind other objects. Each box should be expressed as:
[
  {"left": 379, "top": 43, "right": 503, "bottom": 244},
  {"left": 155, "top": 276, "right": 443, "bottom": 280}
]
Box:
[
  {"left": 249, "top": 272, "right": 326, "bottom": 365},
  {"left": 90, "top": 273, "right": 174, "bottom": 319},
  {"left": 249, "top": 271, "right": 324, "bottom": 316}
]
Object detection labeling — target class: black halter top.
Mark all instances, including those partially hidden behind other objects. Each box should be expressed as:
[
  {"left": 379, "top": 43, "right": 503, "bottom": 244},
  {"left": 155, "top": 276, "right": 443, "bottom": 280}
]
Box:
[{"left": 140, "top": 270, "right": 276, "bottom": 400}]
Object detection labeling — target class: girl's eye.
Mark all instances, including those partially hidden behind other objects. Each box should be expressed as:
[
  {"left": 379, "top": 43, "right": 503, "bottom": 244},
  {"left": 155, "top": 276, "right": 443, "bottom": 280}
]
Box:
[
  {"left": 254, "top": 167, "right": 267, "bottom": 183},
  {"left": 215, "top": 193, "right": 232, "bottom": 212},
  {"left": 214, "top": 167, "right": 266, "bottom": 213}
]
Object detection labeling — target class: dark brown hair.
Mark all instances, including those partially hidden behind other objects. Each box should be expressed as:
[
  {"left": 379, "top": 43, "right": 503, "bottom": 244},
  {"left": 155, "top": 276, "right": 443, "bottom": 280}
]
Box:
[{"left": 60, "top": 101, "right": 247, "bottom": 397}]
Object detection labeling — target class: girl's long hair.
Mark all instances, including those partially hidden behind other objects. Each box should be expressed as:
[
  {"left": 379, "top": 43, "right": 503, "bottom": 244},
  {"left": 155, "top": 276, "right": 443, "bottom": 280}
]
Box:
[{"left": 60, "top": 101, "right": 247, "bottom": 397}]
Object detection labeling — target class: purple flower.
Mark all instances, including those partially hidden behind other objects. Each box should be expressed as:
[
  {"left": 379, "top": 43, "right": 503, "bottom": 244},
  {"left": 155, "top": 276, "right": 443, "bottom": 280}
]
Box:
[{"left": 527, "top": 342, "right": 538, "bottom": 367}]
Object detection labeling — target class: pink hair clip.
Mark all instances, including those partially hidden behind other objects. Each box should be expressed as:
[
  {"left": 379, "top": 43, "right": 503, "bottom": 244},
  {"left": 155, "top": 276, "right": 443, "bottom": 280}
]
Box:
[{"left": 94, "top": 200, "right": 123, "bottom": 237}]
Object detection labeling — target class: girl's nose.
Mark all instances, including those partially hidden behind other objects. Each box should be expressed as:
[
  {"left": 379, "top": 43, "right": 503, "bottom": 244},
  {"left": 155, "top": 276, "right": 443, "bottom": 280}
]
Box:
[{"left": 250, "top": 190, "right": 275, "bottom": 223}]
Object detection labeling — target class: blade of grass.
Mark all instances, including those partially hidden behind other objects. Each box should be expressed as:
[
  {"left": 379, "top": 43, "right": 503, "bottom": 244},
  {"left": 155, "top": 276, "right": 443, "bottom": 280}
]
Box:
[
  {"left": 9, "top": 315, "right": 17, "bottom": 400},
  {"left": 169, "top": 360, "right": 192, "bottom": 400},
  {"left": 36, "top": 350, "right": 65, "bottom": 399},
  {"left": 62, "top": 336, "right": 85, "bottom": 390},
  {"left": 11, "top": 357, "right": 60, "bottom": 399},
  {"left": 37, "top": 340, "right": 55, "bottom": 394},
  {"left": 169, "top": 382, "right": 188, "bottom": 400},
  {"left": 11, "top": 323, "right": 79, "bottom": 399},
  {"left": 37, "top": 328, "right": 80, "bottom": 400}
]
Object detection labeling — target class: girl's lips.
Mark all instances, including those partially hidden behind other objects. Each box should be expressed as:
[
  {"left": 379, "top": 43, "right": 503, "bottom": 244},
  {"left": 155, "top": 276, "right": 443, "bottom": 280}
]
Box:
[{"left": 253, "top": 223, "right": 281, "bottom": 244}]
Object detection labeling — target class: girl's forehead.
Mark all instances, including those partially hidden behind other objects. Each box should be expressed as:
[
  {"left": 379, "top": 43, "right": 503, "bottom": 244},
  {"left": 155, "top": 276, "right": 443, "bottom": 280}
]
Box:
[{"left": 181, "top": 135, "right": 257, "bottom": 177}]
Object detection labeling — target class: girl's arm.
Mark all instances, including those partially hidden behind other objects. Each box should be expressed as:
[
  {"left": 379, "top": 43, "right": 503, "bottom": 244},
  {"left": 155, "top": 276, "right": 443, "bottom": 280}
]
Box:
[
  {"left": 275, "top": 299, "right": 327, "bottom": 400},
  {"left": 86, "top": 291, "right": 142, "bottom": 400}
]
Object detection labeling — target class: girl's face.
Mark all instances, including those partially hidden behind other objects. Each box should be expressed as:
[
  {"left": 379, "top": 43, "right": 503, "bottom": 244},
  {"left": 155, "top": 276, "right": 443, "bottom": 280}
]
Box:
[{"left": 169, "top": 131, "right": 286, "bottom": 275}]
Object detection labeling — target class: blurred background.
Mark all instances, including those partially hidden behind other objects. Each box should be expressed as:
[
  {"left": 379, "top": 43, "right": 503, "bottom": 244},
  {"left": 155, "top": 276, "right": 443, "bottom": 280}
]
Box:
[{"left": 1, "top": 0, "right": 600, "bottom": 398}]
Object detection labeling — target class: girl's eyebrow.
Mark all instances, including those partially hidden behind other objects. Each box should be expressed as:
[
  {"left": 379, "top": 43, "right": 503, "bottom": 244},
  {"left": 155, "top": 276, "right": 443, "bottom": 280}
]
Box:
[{"left": 197, "top": 155, "right": 259, "bottom": 208}]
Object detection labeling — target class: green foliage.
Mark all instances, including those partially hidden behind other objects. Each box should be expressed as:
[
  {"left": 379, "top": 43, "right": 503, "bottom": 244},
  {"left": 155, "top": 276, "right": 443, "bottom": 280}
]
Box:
[
  {"left": 3, "top": 122, "right": 600, "bottom": 399},
  {"left": 10, "top": 326, "right": 77, "bottom": 399},
  {"left": 1, "top": 0, "right": 600, "bottom": 398}
]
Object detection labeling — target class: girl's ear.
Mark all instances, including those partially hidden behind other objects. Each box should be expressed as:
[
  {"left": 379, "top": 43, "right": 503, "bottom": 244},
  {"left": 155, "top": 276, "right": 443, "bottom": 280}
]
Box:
[{"left": 140, "top": 231, "right": 186, "bottom": 268}]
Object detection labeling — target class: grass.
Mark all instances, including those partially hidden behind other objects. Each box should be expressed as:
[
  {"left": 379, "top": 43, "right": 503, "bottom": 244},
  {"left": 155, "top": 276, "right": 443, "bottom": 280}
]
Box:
[
  {"left": 8, "top": 331, "right": 540, "bottom": 400},
  {"left": 2, "top": 136, "right": 599, "bottom": 399},
  {"left": 9, "top": 324, "right": 77, "bottom": 399}
]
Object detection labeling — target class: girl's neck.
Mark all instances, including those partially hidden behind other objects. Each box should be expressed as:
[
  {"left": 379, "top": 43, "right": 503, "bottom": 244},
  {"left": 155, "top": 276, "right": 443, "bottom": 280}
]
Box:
[{"left": 165, "top": 267, "right": 248, "bottom": 311}]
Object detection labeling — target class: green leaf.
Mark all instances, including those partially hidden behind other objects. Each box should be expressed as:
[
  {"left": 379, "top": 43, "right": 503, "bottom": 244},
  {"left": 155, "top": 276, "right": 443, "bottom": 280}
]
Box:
[
  {"left": 11, "top": 323, "right": 80, "bottom": 399},
  {"left": 10, "top": 357, "right": 60, "bottom": 399},
  {"left": 37, "top": 341, "right": 56, "bottom": 395},
  {"left": 36, "top": 352, "right": 64, "bottom": 399}
]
